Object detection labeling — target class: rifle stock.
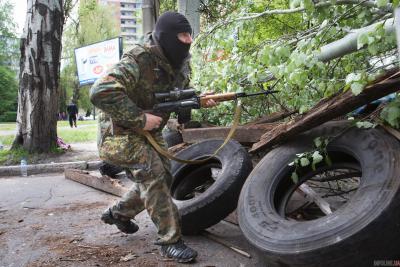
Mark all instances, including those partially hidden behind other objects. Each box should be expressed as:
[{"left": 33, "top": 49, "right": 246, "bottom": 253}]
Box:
[{"left": 199, "top": 92, "right": 237, "bottom": 107}]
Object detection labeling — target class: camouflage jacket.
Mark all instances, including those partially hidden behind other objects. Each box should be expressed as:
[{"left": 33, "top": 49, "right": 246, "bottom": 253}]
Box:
[{"left": 90, "top": 35, "right": 191, "bottom": 147}]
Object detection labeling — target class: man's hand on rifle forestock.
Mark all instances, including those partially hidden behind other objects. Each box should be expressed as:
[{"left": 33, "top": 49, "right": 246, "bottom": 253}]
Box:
[
  {"left": 200, "top": 92, "right": 218, "bottom": 108},
  {"left": 143, "top": 113, "right": 162, "bottom": 131}
]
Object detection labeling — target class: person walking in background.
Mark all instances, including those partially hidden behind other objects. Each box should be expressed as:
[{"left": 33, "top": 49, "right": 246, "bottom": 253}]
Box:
[{"left": 66, "top": 101, "right": 78, "bottom": 128}]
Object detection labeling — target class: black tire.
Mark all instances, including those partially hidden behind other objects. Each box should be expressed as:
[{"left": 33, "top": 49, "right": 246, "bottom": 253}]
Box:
[
  {"left": 162, "top": 129, "right": 183, "bottom": 148},
  {"left": 99, "top": 162, "right": 124, "bottom": 178},
  {"left": 170, "top": 139, "right": 253, "bottom": 234},
  {"left": 238, "top": 121, "right": 400, "bottom": 267}
]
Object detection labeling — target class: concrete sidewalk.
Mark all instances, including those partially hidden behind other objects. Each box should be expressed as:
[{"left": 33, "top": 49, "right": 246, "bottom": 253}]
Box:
[{"left": 0, "top": 173, "right": 267, "bottom": 267}]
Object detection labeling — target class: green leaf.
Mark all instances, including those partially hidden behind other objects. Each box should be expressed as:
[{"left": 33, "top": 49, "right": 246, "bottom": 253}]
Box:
[
  {"left": 299, "top": 105, "right": 309, "bottom": 114},
  {"left": 314, "top": 137, "right": 322, "bottom": 147},
  {"left": 291, "top": 172, "right": 299, "bottom": 184},
  {"left": 276, "top": 46, "right": 290, "bottom": 58},
  {"left": 312, "top": 151, "right": 323, "bottom": 164},
  {"left": 367, "top": 36, "right": 375, "bottom": 45},
  {"left": 357, "top": 32, "right": 368, "bottom": 49},
  {"left": 376, "top": 0, "right": 388, "bottom": 8},
  {"left": 345, "top": 73, "right": 362, "bottom": 84},
  {"left": 383, "top": 105, "right": 400, "bottom": 128},
  {"left": 325, "top": 154, "right": 332, "bottom": 166},
  {"left": 356, "top": 121, "right": 376, "bottom": 129},
  {"left": 290, "top": 0, "right": 301, "bottom": 9},
  {"left": 319, "top": 19, "right": 328, "bottom": 29},
  {"left": 368, "top": 44, "right": 379, "bottom": 55},
  {"left": 303, "top": 0, "right": 315, "bottom": 12},
  {"left": 351, "top": 82, "right": 365, "bottom": 95},
  {"left": 300, "top": 157, "right": 310, "bottom": 167}
]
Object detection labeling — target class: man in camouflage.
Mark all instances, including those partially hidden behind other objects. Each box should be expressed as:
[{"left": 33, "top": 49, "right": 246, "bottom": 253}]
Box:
[{"left": 90, "top": 12, "right": 215, "bottom": 263}]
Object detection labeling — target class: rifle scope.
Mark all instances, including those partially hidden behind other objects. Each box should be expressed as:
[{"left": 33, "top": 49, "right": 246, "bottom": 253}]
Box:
[{"left": 154, "top": 88, "right": 197, "bottom": 102}]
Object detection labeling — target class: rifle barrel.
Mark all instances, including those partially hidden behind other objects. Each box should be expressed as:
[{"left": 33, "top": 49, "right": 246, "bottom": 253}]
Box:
[{"left": 238, "top": 90, "right": 278, "bottom": 98}]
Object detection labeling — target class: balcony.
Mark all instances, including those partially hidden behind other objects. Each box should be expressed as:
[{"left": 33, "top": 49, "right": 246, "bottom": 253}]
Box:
[
  {"left": 120, "top": 14, "right": 138, "bottom": 20},
  {"left": 120, "top": 6, "right": 135, "bottom": 12},
  {"left": 120, "top": 0, "right": 142, "bottom": 4}
]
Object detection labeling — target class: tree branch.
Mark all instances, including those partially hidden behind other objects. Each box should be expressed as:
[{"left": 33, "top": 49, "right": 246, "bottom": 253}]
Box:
[{"left": 196, "top": 0, "right": 391, "bottom": 43}]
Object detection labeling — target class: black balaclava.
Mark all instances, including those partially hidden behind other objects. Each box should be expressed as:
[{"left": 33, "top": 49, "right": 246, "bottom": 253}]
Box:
[{"left": 154, "top": 11, "right": 192, "bottom": 69}]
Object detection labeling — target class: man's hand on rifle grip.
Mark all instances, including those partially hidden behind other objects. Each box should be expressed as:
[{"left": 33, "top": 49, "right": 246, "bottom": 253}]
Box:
[{"left": 143, "top": 113, "right": 163, "bottom": 131}]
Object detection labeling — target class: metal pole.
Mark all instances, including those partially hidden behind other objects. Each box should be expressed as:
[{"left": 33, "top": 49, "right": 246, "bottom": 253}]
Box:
[
  {"left": 178, "top": 0, "right": 200, "bottom": 38},
  {"left": 142, "top": 0, "right": 159, "bottom": 36},
  {"left": 395, "top": 8, "right": 400, "bottom": 60}
]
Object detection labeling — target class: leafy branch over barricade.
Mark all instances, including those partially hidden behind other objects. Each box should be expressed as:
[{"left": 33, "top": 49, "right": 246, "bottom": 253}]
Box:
[{"left": 191, "top": 0, "right": 399, "bottom": 126}]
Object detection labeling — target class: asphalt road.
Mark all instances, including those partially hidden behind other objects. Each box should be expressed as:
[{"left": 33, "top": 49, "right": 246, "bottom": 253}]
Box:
[{"left": 0, "top": 173, "right": 268, "bottom": 267}]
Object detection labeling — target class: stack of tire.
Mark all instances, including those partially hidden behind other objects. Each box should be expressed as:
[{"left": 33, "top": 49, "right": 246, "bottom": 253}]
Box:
[
  {"left": 237, "top": 121, "right": 400, "bottom": 267},
  {"left": 170, "top": 139, "right": 253, "bottom": 234}
]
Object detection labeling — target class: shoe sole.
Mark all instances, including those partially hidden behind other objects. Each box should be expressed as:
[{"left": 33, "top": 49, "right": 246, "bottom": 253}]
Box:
[
  {"left": 160, "top": 252, "right": 196, "bottom": 263},
  {"left": 101, "top": 213, "right": 139, "bottom": 234}
]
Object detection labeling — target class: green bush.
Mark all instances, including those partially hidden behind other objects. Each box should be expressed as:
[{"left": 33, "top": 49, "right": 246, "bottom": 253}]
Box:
[{"left": 0, "top": 111, "right": 17, "bottom": 122}]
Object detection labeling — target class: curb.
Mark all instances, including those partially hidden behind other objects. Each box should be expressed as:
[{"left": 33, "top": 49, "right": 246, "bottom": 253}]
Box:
[{"left": 0, "top": 160, "right": 102, "bottom": 177}]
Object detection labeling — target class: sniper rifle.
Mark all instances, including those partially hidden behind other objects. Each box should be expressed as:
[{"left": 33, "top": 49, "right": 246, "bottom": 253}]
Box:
[{"left": 152, "top": 88, "right": 278, "bottom": 123}]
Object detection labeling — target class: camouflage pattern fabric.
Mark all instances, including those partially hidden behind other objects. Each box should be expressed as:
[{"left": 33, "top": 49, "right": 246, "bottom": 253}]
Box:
[
  {"left": 90, "top": 36, "right": 190, "bottom": 245},
  {"left": 109, "top": 134, "right": 181, "bottom": 244}
]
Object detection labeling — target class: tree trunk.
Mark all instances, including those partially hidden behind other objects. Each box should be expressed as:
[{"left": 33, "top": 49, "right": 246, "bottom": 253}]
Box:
[{"left": 13, "top": 0, "right": 64, "bottom": 153}]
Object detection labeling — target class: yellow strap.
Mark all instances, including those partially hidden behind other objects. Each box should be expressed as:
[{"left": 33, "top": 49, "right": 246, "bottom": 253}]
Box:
[{"left": 137, "top": 101, "right": 242, "bottom": 164}]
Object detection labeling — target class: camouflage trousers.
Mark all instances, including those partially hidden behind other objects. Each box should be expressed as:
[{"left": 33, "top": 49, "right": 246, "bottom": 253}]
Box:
[{"left": 99, "top": 132, "right": 181, "bottom": 245}]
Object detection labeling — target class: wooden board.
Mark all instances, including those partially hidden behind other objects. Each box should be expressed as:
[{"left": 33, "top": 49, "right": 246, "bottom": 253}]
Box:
[
  {"left": 182, "top": 123, "right": 278, "bottom": 144},
  {"left": 65, "top": 169, "right": 128, "bottom": 197}
]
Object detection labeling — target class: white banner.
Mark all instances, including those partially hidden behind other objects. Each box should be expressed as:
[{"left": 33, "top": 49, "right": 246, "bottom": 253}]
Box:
[{"left": 74, "top": 37, "right": 122, "bottom": 86}]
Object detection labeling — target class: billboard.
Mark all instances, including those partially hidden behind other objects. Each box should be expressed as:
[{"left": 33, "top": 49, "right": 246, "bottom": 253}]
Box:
[{"left": 74, "top": 37, "right": 123, "bottom": 86}]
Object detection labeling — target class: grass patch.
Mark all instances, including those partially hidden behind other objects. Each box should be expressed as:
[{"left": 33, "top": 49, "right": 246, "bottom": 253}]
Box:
[
  {"left": 0, "top": 147, "right": 29, "bottom": 165},
  {"left": 0, "top": 135, "right": 15, "bottom": 146},
  {"left": 58, "top": 125, "right": 97, "bottom": 143},
  {"left": 0, "top": 120, "right": 98, "bottom": 132},
  {"left": 0, "top": 120, "right": 98, "bottom": 145},
  {"left": 57, "top": 120, "right": 97, "bottom": 128},
  {"left": 0, "top": 145, "right": 64, "bottom": 166},
  {"left": 0, "top": 122, "right": 17, "bottom": 131}
]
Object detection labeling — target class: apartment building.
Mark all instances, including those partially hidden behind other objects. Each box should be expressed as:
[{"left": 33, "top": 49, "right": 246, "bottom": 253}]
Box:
[{"left": 98, "top": 0, "right": 142, "bottom": 51}]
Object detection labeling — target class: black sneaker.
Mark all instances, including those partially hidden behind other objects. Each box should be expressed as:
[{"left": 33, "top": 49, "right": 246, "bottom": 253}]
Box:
[
  {"left": 160, "top": 239, "right": 198, "bottom": 263},
  {"left": 99, "top": 162, "right": 124, "bottom": 178},
  {"left": 101, "top": 209, "right": 139, "bottom": 234}
]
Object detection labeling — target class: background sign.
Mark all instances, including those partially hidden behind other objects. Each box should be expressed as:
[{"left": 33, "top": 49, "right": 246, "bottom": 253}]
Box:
[{"left": 74, "top": 37, "right": 123, "bottom": 86}]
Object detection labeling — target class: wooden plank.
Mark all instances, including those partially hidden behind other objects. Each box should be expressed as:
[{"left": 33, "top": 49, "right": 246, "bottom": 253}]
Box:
[
  {"left": 182, "top": 124, "right": 278, "bottom": 144},
  {"left": 201, "top": 230, "right": 251, "bottom": 258},
  {"left": 223, "top": 210, "right": 238, "bottom": 225},
  {"left": 250, "top": 69, "right": 400, "bottom": 153},
  {"left": 298, "top": 184, "right": 332, "bottom": 215},
  {"left": 65, "top": 169, "right": 128, "bottom": 197},
  {"left": 382, "top": 125, "right": 400, "bottom": 141}
]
